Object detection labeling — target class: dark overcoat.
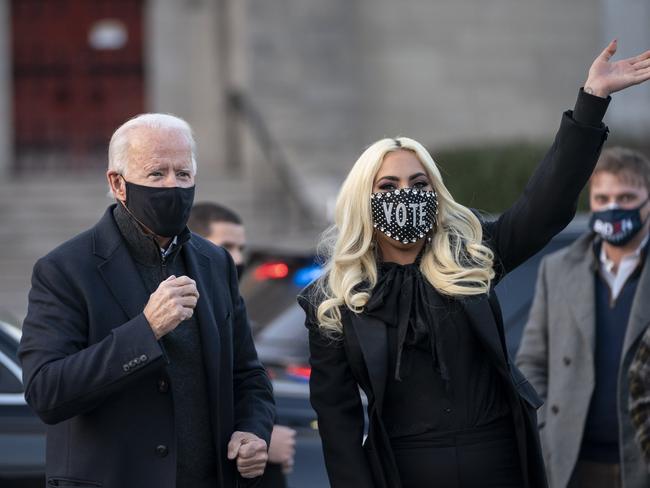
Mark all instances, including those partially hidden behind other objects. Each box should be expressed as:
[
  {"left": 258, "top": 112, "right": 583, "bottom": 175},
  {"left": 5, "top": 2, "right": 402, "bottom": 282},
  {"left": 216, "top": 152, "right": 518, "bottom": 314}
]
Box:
[
  {"left": 19, "top": 206, "right": 275, "bottom": 488},
  {"left": 298, "top": 107, "right": 609, "bottom": 488}
]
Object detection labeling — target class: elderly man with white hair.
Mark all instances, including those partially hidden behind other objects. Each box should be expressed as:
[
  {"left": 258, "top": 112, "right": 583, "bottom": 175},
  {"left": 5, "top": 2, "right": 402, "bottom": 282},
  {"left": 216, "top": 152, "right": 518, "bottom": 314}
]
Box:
[{"left": 19, "top": 113, "right": 275, "bottom": 488}]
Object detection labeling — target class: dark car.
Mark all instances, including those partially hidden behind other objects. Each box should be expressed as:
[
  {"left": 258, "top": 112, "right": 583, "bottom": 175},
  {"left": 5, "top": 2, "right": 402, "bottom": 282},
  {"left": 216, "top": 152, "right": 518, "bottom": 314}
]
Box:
[
  {"left": 0, "top": 319, "right": 45, "bottom": 488},
  {"left": 495, "top": 216, "right": 588, "bottom": 354}
]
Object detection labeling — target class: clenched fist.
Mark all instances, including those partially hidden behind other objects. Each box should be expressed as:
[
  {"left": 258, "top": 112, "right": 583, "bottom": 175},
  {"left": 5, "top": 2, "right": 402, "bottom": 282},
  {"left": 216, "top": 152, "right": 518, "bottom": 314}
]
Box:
[
  {"left": 143, "top": 275, "right": 199, "bottom": 339},
  {"left": 268, "top": 425, "right": 296, "bottom": 474},
  {"left": 227, "top": 431, "right": 268, "bottom": 479}
]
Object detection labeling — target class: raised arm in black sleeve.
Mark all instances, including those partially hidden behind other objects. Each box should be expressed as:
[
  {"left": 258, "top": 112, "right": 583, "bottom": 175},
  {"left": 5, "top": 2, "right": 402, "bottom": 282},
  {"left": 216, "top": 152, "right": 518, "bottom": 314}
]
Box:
[{"left": 481, "top": 89, "right": 610, "bottom": 280}]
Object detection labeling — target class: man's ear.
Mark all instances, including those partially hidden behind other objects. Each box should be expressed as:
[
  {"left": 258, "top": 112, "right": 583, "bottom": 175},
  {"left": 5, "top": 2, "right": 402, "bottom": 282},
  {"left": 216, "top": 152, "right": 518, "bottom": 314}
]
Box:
[{"left": 107, "top": 171, "right": 126, "bottom": 202}]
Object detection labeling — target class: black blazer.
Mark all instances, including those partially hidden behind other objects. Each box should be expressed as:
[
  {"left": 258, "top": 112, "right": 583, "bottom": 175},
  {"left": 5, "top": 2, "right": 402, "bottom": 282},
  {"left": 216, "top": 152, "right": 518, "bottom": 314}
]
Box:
[
  {"left": 19, "top": 206, "right": 275, "bottom": 488},
  {"left": 298, "top": 108, "right": 609, "bottom": 488}
]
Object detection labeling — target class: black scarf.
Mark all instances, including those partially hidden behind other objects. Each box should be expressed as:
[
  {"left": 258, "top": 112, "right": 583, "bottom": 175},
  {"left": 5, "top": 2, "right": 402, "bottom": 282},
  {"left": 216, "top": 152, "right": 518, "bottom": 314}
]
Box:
[{"left": 365, "top": 260, "right": 453, "bottom": 385}]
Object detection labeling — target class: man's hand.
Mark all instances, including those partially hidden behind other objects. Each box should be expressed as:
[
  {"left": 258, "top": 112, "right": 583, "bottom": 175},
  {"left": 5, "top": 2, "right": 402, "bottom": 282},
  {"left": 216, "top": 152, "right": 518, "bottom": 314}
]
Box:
[
  {"left": 227, "top": 431, "right": 268, "bottom": 479},
  {"left": 143, "top": 275, "right": 199, "bottom": 339},
  {"left": 584, "top": 40, "right": 650, "bottom": 98},
  {"left": 268, "top": 425, "right": 296, "bottom": 474}
]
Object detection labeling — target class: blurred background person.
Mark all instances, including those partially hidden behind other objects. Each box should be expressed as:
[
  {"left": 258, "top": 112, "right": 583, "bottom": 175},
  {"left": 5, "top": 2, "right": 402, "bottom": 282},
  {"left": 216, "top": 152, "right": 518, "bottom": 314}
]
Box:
[
  {"left": 189, "top": 201, "right": 298, "bottom": 488},
  {"left": 517, "top": 147, "right": 650, "bottom": 487},
  {"left": 189, "top": 203, "right": 248, "bottom": 278}
]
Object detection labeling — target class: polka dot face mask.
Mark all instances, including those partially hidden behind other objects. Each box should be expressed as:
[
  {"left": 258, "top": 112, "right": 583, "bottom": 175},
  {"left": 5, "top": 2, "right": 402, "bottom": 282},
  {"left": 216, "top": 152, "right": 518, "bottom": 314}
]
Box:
[{"left": 370, "top": 187, "right": 438, "bottom": 244}]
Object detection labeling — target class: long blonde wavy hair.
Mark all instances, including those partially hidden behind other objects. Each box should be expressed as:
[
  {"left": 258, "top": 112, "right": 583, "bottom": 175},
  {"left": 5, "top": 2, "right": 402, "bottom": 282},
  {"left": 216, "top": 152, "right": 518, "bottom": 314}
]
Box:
[{"left": 315, "top": 137, "right": 495, "bottom": 336}]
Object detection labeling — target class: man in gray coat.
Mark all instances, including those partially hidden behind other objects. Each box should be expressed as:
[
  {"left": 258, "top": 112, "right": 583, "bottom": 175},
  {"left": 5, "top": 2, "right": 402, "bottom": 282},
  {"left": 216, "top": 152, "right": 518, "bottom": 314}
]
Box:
[{"left": 516, "top": 147, "right": 650, "bottom": 488}]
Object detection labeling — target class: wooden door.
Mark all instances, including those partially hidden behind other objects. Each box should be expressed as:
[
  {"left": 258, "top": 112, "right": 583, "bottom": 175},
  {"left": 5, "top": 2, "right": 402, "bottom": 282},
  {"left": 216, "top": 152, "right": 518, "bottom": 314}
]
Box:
[{"left": 12, "top": 0, "right": 145, "bottom": 173}]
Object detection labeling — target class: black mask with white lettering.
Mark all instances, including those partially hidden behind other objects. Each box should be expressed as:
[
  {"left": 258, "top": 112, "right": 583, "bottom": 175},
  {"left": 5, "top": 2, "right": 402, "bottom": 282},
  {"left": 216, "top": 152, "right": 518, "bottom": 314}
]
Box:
[
  {"left": 589, "top": 199, "right": 649, "bottom": 247},
  {"left": 371, "top": 188, "right": 438, "bottom": 244},
  {"left": 123, "top": 179, "right": 196, "bottom": 238}
]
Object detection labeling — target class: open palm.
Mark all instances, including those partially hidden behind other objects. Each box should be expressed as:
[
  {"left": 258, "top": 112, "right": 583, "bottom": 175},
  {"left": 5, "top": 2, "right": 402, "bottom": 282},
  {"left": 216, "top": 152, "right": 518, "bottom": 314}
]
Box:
[{"left": 586, "top": 40, "right": 650, "bottom": 97}]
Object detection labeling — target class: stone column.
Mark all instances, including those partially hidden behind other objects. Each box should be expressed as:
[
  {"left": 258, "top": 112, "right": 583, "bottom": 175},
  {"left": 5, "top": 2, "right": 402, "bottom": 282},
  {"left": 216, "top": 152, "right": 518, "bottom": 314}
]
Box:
[{"left": 145, "top": 0, "right": 227, "bottom": 177}]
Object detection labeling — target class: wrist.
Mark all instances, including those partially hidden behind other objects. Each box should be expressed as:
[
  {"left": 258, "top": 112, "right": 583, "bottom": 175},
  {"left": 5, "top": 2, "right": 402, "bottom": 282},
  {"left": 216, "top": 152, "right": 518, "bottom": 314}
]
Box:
[{"left": 584, "top": 83, "right": 610, "bottom": 99}]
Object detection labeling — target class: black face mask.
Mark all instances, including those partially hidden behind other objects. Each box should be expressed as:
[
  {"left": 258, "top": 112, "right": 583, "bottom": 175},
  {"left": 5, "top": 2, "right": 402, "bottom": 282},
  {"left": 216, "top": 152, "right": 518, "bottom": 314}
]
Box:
[
  {"left": 589, "top": 199, "right": 649, "bottom": 247},
  {"left": 370, "top": 187, "right": 438, "bottom": 244},
  {"left": 122, "top": 179, "right": 195, "bottom": 237},
  {"left": 236, "top": 263, "right": 246, "bottom": 279}
]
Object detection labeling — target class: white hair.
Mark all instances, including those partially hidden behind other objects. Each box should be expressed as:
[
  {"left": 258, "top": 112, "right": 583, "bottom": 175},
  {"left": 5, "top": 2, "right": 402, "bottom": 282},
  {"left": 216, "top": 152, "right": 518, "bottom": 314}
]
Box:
[{"left": 108, "top": 113, "right": 197, "bottom": 175}]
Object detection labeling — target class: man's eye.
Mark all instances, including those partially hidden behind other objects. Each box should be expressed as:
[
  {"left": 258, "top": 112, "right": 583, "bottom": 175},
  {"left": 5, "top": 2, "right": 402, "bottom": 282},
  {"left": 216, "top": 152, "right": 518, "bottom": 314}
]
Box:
[
  {"left": 149, "top": 172, "right": 162, "bottom": 177},
  {"left": 177, "top": 171, "right": 191, "bottom": 178}
]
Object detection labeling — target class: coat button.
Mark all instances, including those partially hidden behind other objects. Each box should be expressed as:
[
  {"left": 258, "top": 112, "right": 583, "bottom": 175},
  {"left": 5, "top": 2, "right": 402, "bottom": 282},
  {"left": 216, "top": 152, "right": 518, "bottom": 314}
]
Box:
[
  {"left": 551, "top": 405, "right": 559, "bottom": 414},
  {"left": 155, "top": 445, "right": 169, "bottom": 457},
  {"left": 158, "top": 379, "right": 169, "bottom": 393},
  {"left": 563, "top": 357, "right": 571, "bottom": 366}
]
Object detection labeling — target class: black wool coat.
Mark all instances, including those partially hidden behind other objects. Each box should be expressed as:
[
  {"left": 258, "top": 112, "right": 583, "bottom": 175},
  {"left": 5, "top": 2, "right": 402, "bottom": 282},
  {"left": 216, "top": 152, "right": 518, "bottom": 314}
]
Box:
[
  {"left": 298, "top": 106, "right": 609, "bottom": 488},
  {"left": 19, "top": 206, "right": 275, "bottom": 488}
]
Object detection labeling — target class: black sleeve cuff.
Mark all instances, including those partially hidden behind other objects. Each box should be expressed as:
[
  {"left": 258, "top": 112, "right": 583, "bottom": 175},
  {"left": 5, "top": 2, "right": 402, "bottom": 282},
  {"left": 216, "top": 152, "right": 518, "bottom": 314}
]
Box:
[{"left": 572, "top": 87, "right": 611, "bottom": 127}]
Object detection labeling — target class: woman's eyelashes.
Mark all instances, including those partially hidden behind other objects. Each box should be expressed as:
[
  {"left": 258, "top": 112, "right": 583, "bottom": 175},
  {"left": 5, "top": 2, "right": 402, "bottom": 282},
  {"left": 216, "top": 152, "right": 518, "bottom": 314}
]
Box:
[
  {"left": 377, "top": 180, "right": 431, "bottom": 191},
  {"left": 412, "top": 180, "right": 430, "bottom": 189},
  {"left": 378, "top": 182, "right": 397, "bottom": 191}
]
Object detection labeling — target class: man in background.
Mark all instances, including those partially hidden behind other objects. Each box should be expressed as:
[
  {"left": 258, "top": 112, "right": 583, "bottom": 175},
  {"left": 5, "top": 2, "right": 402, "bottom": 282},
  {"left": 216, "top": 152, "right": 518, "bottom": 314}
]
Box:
[
  {"left": 190, "top": 202, "right": 297, "bottom": 488},
  {"left": 517, "top": 147, "right": 650, "bottom": 488}
]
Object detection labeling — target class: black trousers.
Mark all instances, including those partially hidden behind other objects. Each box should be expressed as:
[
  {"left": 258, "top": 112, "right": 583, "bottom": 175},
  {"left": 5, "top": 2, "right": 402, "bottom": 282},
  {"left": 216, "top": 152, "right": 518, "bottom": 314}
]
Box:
[{"left": 390, "top": 417, "right": 524, "bottom": 488}]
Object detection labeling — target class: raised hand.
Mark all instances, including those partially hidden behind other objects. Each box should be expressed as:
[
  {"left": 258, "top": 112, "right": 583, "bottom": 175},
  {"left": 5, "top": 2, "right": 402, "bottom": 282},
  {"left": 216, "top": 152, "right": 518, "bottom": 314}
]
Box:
[{"left": 584, "top": 40, "right": 650, "bottom": 98}]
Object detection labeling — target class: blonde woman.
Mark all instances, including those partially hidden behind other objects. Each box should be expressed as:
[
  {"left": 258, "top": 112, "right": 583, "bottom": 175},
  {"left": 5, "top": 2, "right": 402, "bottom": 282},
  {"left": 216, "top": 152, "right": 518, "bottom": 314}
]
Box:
[{"left": 298, "top": 42, "right": 650, "bottom": 488}]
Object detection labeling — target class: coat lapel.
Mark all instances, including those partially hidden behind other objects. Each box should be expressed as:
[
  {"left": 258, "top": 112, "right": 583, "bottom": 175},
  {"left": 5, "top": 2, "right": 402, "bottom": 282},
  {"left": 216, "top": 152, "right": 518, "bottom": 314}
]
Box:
[
  {"left": 179, "top": 237, "right": 226, "bottom": 470},
  {"left": 184, "top": 239, "right": 217, "bottom": 341},
  {"left": 183, "top": 238, "right": 221, "bottom": 388},
  {"left": 461, "top": 295, "right": 510, "bottom": 375},
  {"left": 348, "top": 312, "right": 388, "bottom": 413},
  {"left": 93, "top": 207, "right": 150, "bottom": 320},
  {"left": 622, "top": 253, "right": 650, "bottom": 360},
  {"left": 562, "top": 235, "right": 597, "bottom": 354}
]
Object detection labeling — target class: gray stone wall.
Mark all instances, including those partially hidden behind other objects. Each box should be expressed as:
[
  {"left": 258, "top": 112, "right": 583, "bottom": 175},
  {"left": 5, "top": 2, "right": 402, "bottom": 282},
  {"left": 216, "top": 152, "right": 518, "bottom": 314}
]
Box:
[
  {"left": 244, "top": 0, "right": 606, "bottom": 159},
  {"left": 603, "top": 0, "right": 650, "bottom": 137},
  {"left": 355, "top": 0, "right": 601, "bottom": 147},
  {"left": 240, "top": 0, "right": 650, "bottom": 217}
]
